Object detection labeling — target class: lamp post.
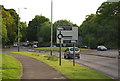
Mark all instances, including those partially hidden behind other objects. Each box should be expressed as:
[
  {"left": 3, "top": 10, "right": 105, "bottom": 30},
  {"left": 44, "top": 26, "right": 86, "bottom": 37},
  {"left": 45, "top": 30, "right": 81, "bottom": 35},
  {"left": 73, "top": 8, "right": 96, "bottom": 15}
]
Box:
[
  {"left": 50, "top": 0, "right": 53, "bottom": 55},
  {"left": 18, "top": 8, "right": 27, "bottom": 52}
]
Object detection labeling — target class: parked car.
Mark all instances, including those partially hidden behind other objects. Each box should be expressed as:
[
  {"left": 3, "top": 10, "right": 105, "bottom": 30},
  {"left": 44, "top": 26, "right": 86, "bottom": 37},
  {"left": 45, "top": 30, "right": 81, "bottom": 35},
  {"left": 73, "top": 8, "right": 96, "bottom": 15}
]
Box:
[
  {"left": 64, "top": 47, "right": 80, "bottom": 59},
  {"left": 97, "top": 45, "right": 107, "bottom": 51}
]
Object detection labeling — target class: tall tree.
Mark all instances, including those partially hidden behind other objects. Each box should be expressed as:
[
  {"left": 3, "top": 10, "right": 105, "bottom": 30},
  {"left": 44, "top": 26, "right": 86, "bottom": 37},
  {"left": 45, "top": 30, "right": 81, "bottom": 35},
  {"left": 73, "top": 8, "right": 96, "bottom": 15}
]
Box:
[
  {"left": 79, "top": 2, "right": 119, "bottom": 49},
  {"left": 2, "top": 6, "right": 16, "bottom": 44},
  {"left": 20, "top": 22, "right": 28, "bottom": 42},
  {"left": 27, "top": 15, "right": 49, "bottom": 41},
  {"left": 37, "top": 22, "right": 51, "bottom": 42}
]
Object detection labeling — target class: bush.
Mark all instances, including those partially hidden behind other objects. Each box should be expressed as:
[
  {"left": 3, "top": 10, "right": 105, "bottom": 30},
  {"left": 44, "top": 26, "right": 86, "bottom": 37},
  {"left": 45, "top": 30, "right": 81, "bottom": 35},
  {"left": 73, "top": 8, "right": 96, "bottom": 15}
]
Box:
[{"left": 38, "top": 42, "right": 51, "bottom": 47}]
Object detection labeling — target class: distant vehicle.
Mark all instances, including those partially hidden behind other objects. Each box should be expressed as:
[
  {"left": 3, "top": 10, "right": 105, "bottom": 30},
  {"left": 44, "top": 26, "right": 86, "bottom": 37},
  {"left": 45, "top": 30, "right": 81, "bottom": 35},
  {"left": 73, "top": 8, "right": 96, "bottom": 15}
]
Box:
[
  {"left": 97, "top": 45, "right": 107, "bottom": 51},
  {"left": 23, "top": 43, "right": 28, "bottom": 47},
  {"left": 13, "top": 43, "right": 17, "bottom": 47},
  {"left": 50, "top": 45, "right": 57, "bottom": 47},
  {"left": 32, "top": 41, "right": 38, "bottom": 48},
  {"left": 33, "top": 44, "right": 37, "bottom": 48},
  {"left": 64, "top": 47, "right": 80, "bottom": 59},
  {"left": 80, "top": 45, "right": 89, "bottom": 49}
]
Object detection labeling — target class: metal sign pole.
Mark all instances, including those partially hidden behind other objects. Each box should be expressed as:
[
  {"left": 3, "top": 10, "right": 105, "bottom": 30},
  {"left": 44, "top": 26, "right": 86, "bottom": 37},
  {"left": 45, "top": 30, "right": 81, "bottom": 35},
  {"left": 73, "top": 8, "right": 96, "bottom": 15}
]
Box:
[
  {"left": 59, "top": 30, "right": 62, "bottom": 66},
  {"left": 59, "top": 39, "right": 62, "bottom": 66},
  {"left": 57, "top": 27, "right": 63, "bottom": 66},
  {"left": 73, "top": 43, "right": 75, "bottom": 66}
]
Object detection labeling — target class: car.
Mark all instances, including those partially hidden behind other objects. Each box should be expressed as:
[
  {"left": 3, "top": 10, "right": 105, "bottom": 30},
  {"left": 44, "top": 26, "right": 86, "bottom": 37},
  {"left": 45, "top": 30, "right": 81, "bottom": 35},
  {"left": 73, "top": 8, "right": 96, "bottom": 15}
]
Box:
[
  {"left": 80, "top": 45, "right": 89, "bottom": 49},
  {"left": 97, "top": 45, "right": 107, "bottom": 51},
  {"left": 13, "top": 43, "right": 18, "bottom": 47},
  {"left": 23, "top": 43, "right": 29, "bottom": 47},
  {"left": 33, "top": 44, "right": 37, "bottom": 48},
  {"left": 64, "top": 47, "right": 80, "bottom": 59}
]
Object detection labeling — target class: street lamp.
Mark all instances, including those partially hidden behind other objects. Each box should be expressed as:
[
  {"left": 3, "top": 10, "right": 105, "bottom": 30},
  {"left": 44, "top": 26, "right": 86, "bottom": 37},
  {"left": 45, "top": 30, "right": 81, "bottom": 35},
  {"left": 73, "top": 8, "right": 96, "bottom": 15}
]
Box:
[
  {"left": 18, "top": 7, "right": 27, "bottom": 52},
  {"left": 50, "top": 0, "right": 53, "bottom": 55}
]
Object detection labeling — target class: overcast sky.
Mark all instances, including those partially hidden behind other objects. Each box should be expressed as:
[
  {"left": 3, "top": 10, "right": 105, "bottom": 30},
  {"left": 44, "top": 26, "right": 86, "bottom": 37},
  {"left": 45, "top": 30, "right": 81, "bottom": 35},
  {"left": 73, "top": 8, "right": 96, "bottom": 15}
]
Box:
[{"left": 1, "top": 0, "right": 107, "bottom": 25}]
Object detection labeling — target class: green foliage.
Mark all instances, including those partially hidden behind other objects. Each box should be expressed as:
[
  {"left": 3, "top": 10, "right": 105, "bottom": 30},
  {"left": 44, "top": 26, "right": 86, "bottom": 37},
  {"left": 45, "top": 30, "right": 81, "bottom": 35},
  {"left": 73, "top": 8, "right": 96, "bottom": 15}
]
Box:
[
  {"left": 20, "top": 22, "right": 28, "bottom": 42},
  {"left": 38, "top": 42, "right": 51, "bottom": 47},
  {"left": 1, "top": 6, "right": 28, "bottom": 45},
  {"left": 27, "top": 15, "right": 49, "bottom": 41},
  {"left": 1, "top": 6, "right": 18, "bottom": 45},
  {"left": 79, "top": 2, "right": 119, "bottom": 49},
  {"left": 37, "top": 22, "right": 51, "bottom": 42},
  {"left": 0, "top": 6, "right": 2, "bottom": 43},
  {"left": 2, "top": 21, "right": 9, "bottom": 45}
]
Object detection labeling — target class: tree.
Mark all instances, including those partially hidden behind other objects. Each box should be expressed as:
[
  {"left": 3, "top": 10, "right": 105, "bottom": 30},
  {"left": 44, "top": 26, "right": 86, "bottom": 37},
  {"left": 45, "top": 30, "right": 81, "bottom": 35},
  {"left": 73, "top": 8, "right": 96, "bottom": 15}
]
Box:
[
  {"left": 7, "top": 9, "right": 19, "bottom": 41},
  {"left": 1, "top": 6, "right": 20, "bottom": 45},
  {"left": 27, "top": 15, "right": 49, "bottom": 41},
  {"left": 20, "top": 22, "right": 28, "bottom": 42},
  {"left": 37, "top": 22, "right": 51, "bottom": 42},
  {"left": 2, "top": 6, "right": 16, "bottom": 44},
  {"left": 2, "top": 21, "right": 9, "bottom": 46},
  {"left": 79, "top": 2, "right": 119, "bottom": 49},
  {"left": 0, "top": 6, "right": 8, "bottom": 46}
]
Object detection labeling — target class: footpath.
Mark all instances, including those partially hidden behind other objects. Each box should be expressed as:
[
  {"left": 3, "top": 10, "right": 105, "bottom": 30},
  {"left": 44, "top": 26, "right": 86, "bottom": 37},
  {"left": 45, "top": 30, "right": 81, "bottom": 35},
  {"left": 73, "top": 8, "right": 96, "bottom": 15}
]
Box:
[{"left": 5, "top": 52, "right": 66, "bottom": 79}]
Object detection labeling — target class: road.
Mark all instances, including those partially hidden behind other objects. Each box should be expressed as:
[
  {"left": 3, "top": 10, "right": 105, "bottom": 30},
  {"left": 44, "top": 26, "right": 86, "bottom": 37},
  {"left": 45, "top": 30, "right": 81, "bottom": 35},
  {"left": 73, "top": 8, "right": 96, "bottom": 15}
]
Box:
[{"left": 3, "top": 47, "right": 119, "bottom": 79}]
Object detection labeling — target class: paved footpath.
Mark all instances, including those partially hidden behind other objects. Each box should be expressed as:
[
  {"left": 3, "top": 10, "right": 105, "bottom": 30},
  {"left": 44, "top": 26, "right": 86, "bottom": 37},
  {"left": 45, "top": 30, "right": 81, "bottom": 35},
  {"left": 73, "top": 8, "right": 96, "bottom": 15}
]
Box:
[{"left": 5, "top": 52, "right": 66, "bottom": 79}]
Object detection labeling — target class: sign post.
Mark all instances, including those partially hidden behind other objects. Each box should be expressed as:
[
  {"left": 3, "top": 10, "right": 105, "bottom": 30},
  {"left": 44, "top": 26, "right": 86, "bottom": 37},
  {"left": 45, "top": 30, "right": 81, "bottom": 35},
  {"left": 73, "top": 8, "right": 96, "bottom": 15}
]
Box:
[
  {"left": 57, "top": 26, "right": 78, "bottom": 66},
  {"left": 57, "top": 27, "right": 63, "bottom": 66},
  {"left": 73, "top": 43, "right": 75, "bottom": 66},
  {"left": 71, "top": 40, "right": 76, "bottom": 66}
]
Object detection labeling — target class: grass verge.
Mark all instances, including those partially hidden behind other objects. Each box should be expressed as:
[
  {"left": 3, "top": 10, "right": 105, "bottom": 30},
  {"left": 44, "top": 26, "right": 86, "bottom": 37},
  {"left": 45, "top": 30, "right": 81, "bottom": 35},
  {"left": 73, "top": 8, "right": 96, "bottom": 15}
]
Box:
[
  {"left": 34, "top": 47, "right": 91, "bottom": 52},
  {"left": 0, "top": 51, "right": 2, "bottom": 79},
  {"left": 2, "top": 53, "right": 22, "bottom": 79},
  {"left": 6, "top": 51, "right": 113, "bottom": 80}
]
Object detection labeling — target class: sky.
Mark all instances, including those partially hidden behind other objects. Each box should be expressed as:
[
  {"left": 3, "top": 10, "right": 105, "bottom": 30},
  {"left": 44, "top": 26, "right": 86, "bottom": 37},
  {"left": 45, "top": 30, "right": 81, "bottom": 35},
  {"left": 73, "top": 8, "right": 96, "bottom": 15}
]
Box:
[{"left": 0, "top": 0, "right": 107, "bottom": 26}]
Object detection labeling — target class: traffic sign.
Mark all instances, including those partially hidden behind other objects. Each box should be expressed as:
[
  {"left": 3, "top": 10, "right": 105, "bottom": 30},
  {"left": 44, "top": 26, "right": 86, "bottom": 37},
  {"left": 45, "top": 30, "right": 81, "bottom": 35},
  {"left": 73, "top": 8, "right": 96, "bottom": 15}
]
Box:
[
  {"left": 57, "top": 26, "right": 78, "bottom": 44},
  {"left": 57, "top": 34, "right": 63, "bottom": 39}
]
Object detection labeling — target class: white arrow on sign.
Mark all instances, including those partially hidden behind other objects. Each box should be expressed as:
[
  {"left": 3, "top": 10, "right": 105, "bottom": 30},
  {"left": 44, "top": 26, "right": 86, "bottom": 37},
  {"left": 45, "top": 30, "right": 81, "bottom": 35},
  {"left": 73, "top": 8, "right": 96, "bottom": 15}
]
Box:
[{"left": 57, "top": 34, "right": 63, "bottom": 39}]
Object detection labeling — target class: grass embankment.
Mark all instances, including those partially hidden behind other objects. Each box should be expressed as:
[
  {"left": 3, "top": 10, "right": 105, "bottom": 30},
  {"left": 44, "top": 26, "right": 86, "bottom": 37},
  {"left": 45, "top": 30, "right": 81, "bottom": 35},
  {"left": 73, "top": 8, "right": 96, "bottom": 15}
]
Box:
[
  {"left": 8, "top": 51, "right": 112, "bottom": 80},
  {"left": 34, "top": 47, "right": 91, "bottom": 52},
  {"left": 2, "top": 53, "right": 22, "bottom": 79}
]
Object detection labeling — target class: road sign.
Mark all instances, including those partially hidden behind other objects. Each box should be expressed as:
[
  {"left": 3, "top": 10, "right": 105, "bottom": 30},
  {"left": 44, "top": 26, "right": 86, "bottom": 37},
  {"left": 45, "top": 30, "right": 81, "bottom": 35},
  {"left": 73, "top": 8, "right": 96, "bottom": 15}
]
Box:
[
  {"left": 57, "top": 26, "right": 78, "bottom": 44},
  {"left": 57, "top": 34, "right": 63, "bottom": 39}
]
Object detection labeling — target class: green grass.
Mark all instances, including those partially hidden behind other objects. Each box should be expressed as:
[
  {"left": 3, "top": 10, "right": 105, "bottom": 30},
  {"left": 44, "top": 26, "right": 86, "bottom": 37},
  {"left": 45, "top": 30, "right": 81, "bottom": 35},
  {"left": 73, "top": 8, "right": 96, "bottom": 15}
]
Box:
[
  {"left": 2, "top": 53, "right": 22, "bottom": 79},
  {"left": 34, "top": 47, "right": 91, "bottom": 52},
  {"left": 7, "top": 51, "right": 113, "bottom": 80},
  {"left": 0, "top": 51, "right": 2, "bottom": 79}
]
